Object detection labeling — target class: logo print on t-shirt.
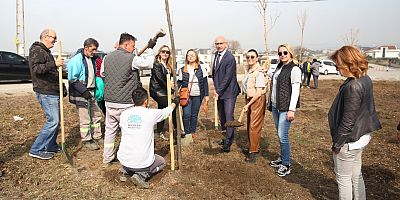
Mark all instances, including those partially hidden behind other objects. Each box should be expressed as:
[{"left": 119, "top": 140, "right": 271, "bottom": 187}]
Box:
[
  {"left": 128, "top": 115, "right": 142, "bottom": 123},
  {"left": 127, "top": 114, "right": 142, "bottom": 128}
]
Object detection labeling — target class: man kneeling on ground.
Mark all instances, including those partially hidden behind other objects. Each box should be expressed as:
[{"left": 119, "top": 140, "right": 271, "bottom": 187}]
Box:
[{"left": 117, "top": 87, "right": 179, "bottom": 189}]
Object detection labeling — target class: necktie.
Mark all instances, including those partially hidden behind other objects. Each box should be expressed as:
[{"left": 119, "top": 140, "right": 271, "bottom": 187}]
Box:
[{"left": 215, "top": 53, "right": 221, "bottom": 69}]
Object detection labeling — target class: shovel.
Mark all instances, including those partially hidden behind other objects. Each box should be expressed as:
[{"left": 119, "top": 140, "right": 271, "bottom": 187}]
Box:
[
  {"left": 225, "top": 108, "right": 246, "bottom": 128},
  {"left": 214, "top": 96, "right": 218, "bottom": 130},
  {"left": 57, "top": 41, "right": 74, "bottom": 165}
]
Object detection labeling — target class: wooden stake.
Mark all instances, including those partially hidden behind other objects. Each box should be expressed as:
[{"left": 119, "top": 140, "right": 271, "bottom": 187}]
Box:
[
  {"left": 166, "top": 73, "right": 175, "bottom": 170},
  {"left": 164, "top": 0, "right": 182, "bottom": 169}
]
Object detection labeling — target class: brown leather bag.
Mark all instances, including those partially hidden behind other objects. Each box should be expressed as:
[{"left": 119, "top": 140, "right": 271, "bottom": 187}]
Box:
[
  {"left": 179, "top": 70, "right": 196, "bottom": 106},
  {"left": 179, "top": 87, "right": 190, "bottom": 106}
]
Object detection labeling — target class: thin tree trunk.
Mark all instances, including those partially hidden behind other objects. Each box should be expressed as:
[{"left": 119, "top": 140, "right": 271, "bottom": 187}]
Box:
[
  {"left": 299, "top": 30, "right": 304, "bottom": 64},
  {"left": 263, "top": 11, "right": 269, "bottom": 70},
  {"left": 164, "top": 0, "right": 182, "bottom": 170}
]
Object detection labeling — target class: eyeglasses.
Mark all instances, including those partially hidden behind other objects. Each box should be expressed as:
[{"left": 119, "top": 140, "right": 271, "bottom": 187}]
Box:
[
  {"left": 278, "top": 51, "right": 288, "bottom": 56},
  {"left": 160, "top": 50, "right": 170, "bottom": 54},
  {"left": 47, "top": 35, "right": 57, "bottom": 41},
  {"left": 246, "top": 55, "right": 256, "bottom": 60},
  {"left": 215, "top": 42, "right": 225, "bottom": 46}
]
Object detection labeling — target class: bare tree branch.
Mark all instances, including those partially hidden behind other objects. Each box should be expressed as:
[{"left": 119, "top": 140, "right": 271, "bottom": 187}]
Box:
[
  {"left": 267, "top": 12, "right": 280, "bottom": 33},
  {"left": 297, "top": 10, "right": 307, "bottom": 63},
  {"left": 343, "top": 28, "right": 359, "bottom": 46}
]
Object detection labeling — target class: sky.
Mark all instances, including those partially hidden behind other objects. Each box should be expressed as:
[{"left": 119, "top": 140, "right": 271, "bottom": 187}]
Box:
[{"left": 1, "top": 0, "right": 399, "bottom": 54}]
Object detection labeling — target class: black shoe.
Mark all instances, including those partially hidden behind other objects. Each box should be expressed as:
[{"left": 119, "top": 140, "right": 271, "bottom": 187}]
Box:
[
  {"left": 270, "top": 158, "right": 282, "bottom": 168},
  {"left": 131, "top": 174, "right": 149, "bottom": 189},
  {"left": 241, "top": 148, "right": 249, "bottom": 154},
  {"left": 181, "top": 132, "right": 186, "bottom": 138},
  {"left": 83, "top": 140, "right": 100, "bottom": 150},
  {"left": 47, "top": 145, "right": 62, "bottom": 154},
  {"left": 245, "top": 153, "right": 256, "bottom": 163},
  {"left": 221, "top": 147, "right": 230, "bottom": 153},
  {"left": 29, "top": 152, "right": 54, "bottom": 160},
  {"left": 277, "top": 165, "right": 291, "bottom": 177}
]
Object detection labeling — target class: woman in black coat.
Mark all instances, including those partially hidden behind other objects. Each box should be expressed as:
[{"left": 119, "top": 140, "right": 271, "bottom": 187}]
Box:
[
  {"left": 149, "top": 45, "right": 175, "bottom": 140},
  {"left": 329, "top": 46, "right": 381, "bottom": 199}
]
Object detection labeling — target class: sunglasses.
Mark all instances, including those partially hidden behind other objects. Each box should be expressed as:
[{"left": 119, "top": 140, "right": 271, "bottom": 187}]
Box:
[
  {"left": 278, "top": 51, "right": 289, "bottom": 56},
  {"left": 160, "top": 50, "right": 170, "bottom": 54},
  {"left": 246, "top": 55, "right": 256, "bottom": 60},
  {"left": 47, "top": 35, "right": 57, "bottom": 41}
]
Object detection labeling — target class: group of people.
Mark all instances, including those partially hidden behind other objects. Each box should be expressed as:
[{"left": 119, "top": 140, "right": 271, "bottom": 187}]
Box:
[
  {"left": 301, "top": 57, "right": 321, "bottom": 89},
  {"left": 27, "top": 28, "right": 382, "bottom": 198}
]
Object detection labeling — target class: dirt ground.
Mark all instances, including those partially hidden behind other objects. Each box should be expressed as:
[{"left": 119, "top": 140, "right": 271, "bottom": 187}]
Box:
[{"left": 1, "top": 80, "right": 399, "bottom": 200}]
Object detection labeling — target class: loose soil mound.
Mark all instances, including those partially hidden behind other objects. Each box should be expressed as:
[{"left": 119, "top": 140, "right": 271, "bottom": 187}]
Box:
[{"left": 1, "top": 80, "right": 399, "bottom": 199}]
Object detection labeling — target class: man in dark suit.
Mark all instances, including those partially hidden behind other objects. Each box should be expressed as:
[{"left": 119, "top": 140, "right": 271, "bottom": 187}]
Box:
[{"left": 212, "top": 36, "right": 240, "bottom": 152}]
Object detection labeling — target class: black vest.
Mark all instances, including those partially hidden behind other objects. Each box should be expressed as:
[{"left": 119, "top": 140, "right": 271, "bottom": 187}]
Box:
[{"left": 269, "top": 61, "right": 300, "bottom": 111}]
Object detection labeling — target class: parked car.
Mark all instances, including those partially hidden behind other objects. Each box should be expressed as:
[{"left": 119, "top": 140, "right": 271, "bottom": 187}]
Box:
[
  {"left": 0, "top": 51, "right": 31, "bottom": 82},
  {"left": 266, "top": 55, "right": 279, "bottom": 77},
  {"left": 176, "top": 60, "right": 211, "bottom": 77},
  {"left": 319, "top": 59, "right": 339, "bottom": 75}
]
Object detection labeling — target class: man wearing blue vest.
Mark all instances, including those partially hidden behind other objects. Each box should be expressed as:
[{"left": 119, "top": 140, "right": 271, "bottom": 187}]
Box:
[{"left": 68, "top": 38, "right": 103, "bottom": 150}]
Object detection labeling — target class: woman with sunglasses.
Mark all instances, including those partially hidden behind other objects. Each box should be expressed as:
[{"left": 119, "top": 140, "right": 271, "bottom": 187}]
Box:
[
  {"left": 177, "top": 49, "right": 209, "bottom": 138},
  {"left": 150, "top": 45, "right": 176, "bottom": 140},
  {"left": 241, "top": 49, "right": 267, "bottom": 162},
  {"left": 267, "top": 44, "right": 301, "bottom": 177}
]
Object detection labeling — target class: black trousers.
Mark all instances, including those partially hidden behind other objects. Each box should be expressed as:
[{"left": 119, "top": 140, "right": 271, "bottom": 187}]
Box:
[{"left": 155, "top": 96, "right": 177, "bottom": 133}]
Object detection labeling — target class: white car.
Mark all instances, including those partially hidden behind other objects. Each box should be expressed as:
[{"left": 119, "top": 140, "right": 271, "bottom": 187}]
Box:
[
  {"left": 266, "top": 56, "right": 279, "bottom": 78},
  {"left": 176, "top": 60, "right": 211, "bottom": 76},
  {"left": 319, "top": 59, "right": 339, "bottom": 75}
]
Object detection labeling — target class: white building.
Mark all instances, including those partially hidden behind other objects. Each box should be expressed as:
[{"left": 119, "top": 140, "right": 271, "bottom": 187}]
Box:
[{"left": 365, "top": 45, "right": 400, "bottom": 58}]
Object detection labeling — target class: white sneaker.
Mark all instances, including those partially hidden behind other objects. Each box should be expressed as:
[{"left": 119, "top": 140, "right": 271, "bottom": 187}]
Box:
[{"left": 277, "top": 164, "right": 291, "bottom": 177}]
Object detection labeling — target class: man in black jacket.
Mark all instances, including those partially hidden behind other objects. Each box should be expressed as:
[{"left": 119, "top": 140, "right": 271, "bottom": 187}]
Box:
[{"left": 28, "top": 28, "right": 64, "bottom": 160}]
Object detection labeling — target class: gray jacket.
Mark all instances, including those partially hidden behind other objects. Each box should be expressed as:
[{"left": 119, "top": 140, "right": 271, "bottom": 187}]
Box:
[{"left": 311, "top": 62, "right": 320, "bottom": 76}]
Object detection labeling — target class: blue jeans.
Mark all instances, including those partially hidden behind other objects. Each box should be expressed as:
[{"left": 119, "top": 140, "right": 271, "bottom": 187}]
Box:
[
  {"left": 30, "top": 93, "right": 60, "bottom": 154},
  {"left": 182, "top": 96, "right": 201, "bottom": 134},
  {"left": 271, "top": 106, "right": 292, "bottom": 166}
]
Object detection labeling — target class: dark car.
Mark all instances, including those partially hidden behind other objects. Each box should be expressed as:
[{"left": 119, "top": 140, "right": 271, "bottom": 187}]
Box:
[{"left": 0, "top": 51, "right": 31, "bottom": 82}]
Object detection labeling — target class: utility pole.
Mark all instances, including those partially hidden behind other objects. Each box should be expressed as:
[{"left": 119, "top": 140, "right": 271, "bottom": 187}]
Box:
[{"left": 16, "top": 0, "right": 25, "bottom": 56}]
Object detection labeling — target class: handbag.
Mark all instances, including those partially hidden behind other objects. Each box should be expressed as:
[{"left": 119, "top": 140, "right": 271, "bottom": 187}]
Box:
[{"left": 179, "top": 70, "right": 196, "bottom": 106}]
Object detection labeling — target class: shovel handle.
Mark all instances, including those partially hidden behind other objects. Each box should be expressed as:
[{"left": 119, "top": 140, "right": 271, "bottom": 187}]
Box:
[
  {"left": 137, "top": 28, "right": 166, "bottom": 56},
  {"left": 238, "top": 108, "right": 246, "bottom": 123},
  {"left": 57, "top": 41, "right": 65, "bottom": 147},
  {"left": 214, "top": 96, "right": 218, "bottom": 129}
]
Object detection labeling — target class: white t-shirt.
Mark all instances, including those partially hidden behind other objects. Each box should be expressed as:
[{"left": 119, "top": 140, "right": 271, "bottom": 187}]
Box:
[
  {"left": 271, "top": 65, "right": 301, "bottom": 111},
  {"left": 117, "top": 106, "right": 173, "bottom": 169},
  {"left": 178, "top": 64, "right": 208, "bottom": 96}
]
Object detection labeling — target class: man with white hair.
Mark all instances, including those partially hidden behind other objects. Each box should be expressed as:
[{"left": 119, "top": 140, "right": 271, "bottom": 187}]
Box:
[
  {"left": 212, "top": 36, "right": 240, "bottom": 153},
  {"left": 28, "top": 28, "right": 64, "bottom": 160}
]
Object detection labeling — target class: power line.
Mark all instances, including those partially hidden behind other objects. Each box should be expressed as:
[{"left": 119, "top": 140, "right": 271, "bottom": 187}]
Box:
[{"left": 217, "top": 0, "right": 327, "bottom": 3}]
